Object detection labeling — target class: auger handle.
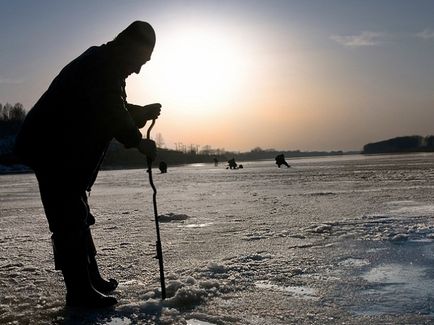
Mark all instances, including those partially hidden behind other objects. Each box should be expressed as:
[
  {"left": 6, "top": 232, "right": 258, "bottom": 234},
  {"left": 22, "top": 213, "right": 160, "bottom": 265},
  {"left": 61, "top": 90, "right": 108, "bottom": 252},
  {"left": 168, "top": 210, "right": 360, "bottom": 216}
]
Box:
[
  {"left": 146, "top": 119, "right": 166, "bottom": 299},
  {"left": 146, "top": 119, "right": 156, "bottom": 140}
]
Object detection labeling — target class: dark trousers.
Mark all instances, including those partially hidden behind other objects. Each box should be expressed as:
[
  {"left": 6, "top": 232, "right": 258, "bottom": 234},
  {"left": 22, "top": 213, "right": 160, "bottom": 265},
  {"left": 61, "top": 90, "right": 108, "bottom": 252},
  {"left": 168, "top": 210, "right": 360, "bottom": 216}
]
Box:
[{"left": 34, "top": 168, "right": 96, "bottom": 269}]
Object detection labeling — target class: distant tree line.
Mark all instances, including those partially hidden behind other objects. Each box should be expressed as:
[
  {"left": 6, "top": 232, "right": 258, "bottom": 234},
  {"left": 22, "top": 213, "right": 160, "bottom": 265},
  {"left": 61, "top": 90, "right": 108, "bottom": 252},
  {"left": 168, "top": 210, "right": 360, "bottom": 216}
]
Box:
[
  {"left": 0, "top": 101, "right": 350, "bottom": 171},
  {"left": 0, "top": 103, "right": 26, "bottom": 137},
  {"left": 0, "top": 103, "right": 27, "bottom": 166},
  {"left": 101, "top": 142, "right": 345, "bottom": 170},
  {"left": 102, "top": 141, "right": 227, "bottom": 169},
  {"left": 363, "top": 135, "right": 434, "bottom": 154}
]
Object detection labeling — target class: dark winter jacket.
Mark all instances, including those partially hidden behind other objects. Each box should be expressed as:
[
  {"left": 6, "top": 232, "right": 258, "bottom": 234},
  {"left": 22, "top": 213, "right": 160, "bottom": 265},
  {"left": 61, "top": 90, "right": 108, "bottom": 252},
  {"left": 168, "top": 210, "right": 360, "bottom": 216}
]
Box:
[{"left": 15, "top": 44, "right": 143, "bottom": 190}]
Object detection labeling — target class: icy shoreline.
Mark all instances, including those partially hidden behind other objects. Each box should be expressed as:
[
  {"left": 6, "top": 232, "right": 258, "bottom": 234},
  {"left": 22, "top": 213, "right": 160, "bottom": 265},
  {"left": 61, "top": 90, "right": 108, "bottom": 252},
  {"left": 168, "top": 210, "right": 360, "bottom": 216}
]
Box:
[{"left": 1, "top": 153, "right": 434, "bottom": 324}]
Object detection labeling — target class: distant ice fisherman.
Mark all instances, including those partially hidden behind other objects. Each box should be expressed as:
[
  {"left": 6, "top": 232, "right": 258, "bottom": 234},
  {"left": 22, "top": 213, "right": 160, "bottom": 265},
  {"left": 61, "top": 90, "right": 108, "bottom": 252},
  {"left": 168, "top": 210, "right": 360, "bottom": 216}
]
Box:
[
  {"left": 227, "top": 158, "right": 243, "bottom": 169},
  {"left": 275, "top": 154, "right": 290, "bottom": 168}
]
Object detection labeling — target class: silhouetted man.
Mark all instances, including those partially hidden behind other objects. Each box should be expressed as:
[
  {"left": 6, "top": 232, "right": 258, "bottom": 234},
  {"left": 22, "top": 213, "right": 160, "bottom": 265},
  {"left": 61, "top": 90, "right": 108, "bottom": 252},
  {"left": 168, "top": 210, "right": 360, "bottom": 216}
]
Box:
[
  {"left": 275, "top": 154, "right": 290, "bottom": 168},
  {"left": 15, "top": 21, "right": 160, "bottom": 308},
  {"left": 159, "top": 161, "right": 168, "bottom": 173}
]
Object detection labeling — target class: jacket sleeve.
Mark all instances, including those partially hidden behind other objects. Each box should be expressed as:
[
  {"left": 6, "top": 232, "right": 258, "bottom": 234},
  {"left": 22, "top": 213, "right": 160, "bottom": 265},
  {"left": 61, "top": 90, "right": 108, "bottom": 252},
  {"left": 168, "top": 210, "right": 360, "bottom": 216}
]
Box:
[{"left": 87, "top": 73, "right": 142, "bottom": 148}]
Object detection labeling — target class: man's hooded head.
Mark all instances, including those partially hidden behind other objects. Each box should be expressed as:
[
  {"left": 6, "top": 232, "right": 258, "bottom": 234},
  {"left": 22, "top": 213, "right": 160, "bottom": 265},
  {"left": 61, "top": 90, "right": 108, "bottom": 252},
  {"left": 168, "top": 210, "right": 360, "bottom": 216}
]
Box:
[
  {"left": 115, "top": 21, "right": 156, "bottom": 50},
  {"left": 113, "top": 21, "right": 156, "bottom": 77}
]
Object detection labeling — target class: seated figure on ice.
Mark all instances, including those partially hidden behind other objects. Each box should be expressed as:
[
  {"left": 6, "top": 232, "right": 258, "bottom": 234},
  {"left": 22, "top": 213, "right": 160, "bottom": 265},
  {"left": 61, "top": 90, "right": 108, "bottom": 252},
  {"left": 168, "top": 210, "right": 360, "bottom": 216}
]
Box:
[
  {"left": 15, "top": 21, "right": 161, "bottom": 308},
  {"left": 227, "top": 158, "right": 238, "bottom": 169}
]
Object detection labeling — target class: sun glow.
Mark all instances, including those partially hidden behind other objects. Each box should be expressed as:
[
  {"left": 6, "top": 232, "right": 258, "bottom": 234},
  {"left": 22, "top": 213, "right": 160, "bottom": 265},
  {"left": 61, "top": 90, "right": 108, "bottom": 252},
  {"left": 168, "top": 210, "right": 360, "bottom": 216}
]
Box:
[
  {"left": 129, "top": 24, "right": 251, "bottom": 120},
  {"left": 161, "top": 34, "right": 238, "bottom": 104},
  {"left": 124, "top": 20, "right": 264, "bottom": 149}
]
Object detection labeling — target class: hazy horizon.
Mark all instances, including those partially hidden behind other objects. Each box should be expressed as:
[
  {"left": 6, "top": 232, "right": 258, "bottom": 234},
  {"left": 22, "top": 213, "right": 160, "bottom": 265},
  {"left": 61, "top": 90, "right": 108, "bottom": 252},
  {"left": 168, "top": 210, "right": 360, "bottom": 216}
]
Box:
[{"left": 1, "top": 1, "right": 433, "bottom": 152}]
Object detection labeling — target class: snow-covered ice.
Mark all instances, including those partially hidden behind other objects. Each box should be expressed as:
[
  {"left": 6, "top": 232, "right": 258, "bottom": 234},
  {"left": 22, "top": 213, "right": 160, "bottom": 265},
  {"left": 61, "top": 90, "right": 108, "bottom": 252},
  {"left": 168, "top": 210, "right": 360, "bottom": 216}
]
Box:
[{"left": 1, "top": 153, "right": 434, "bottom": 324}]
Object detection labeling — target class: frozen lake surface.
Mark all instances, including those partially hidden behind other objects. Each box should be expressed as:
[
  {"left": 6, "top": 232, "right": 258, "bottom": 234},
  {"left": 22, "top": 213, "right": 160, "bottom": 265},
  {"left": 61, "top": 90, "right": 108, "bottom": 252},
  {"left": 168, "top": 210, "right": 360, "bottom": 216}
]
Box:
[{"left": 1, "top": 153, "right": 434, "bottom": 324}]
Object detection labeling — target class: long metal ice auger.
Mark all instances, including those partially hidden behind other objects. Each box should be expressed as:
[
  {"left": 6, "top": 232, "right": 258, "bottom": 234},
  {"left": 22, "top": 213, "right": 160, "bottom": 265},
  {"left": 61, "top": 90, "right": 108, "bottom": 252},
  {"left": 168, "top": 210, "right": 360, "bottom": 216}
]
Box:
[{"left": 146, "top": 119, "right": 166, "bottom": 300}]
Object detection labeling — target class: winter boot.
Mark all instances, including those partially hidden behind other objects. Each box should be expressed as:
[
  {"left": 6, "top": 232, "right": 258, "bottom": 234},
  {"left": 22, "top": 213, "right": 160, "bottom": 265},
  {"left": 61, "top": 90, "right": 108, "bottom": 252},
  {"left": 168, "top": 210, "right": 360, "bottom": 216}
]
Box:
[
  {"left": 88, "top": 255, "right": 118, "bottom": 294},
  {"left": 62, "top": 265, "right": 117, "bottom": 308},
  {"left": 53, "top": 231, "right": 118, "bottom": 308},
  {"left": 84, "top": 229, "right": 118, "bottom": 293}
]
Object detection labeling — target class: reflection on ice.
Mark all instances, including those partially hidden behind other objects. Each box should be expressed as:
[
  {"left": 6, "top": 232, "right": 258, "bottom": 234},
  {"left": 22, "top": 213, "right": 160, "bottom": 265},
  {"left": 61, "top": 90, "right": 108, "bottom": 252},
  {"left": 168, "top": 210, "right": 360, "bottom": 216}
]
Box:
[
  {"left": 181, "top": 222, "right": 214, "bottom": 228},
  {"left": 363, "top": 263, "right": 425, "bottom": 283},
  {"left": 353, "top": 242, "right": 434, "bottom": 316}
]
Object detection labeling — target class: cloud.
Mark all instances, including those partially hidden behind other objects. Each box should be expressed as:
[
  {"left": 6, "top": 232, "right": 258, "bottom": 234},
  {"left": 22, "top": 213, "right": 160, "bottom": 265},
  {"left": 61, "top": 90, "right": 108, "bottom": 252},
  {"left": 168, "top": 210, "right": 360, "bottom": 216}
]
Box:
[
  {"left": 331, "top": 31, "right": 386, "bottom": 48},
  {"left": 416, "top": 29, "right": 434, "bottom": 40}
]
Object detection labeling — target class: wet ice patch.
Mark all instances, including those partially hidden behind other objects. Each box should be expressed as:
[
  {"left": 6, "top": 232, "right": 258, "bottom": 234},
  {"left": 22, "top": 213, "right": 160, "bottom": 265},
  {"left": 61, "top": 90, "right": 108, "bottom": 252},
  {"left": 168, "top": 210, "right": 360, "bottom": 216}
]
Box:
[
  {"left": 350, "top": 240, "right": 434, "bottom": 316},
  {"left": 362, "top": 263, "right": 422, "bottom": 283},
  {"left": 385, "top": 200, "right": 434, "bottom": 216},
  {"left": 409, "top": 238, "right": 434, "bottom": 243},
  {"left": 391, "top": 204, "right": 434, "bottom": 215},
  {"left": 353, "top": 263, "right": 434, "bottom": 316},
  {"left": 255, "top": 281, "right": 318, "bottom": 300},
  {"left": 180, "top": 222, "right": 213, "bottom": 228},
  {"left": 308, "top": 215, "right": 434, "bottom": 242},
  {"left": 158, "top": 213, "right": 190, "bottom": 223}
]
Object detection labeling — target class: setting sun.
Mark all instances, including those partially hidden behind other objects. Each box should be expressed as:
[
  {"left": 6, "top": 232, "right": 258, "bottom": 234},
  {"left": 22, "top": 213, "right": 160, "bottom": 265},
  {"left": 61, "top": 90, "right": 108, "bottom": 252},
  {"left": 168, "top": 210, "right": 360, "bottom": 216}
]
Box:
[
  {"left": 128, "top": 23, "right": 251, "bottom": 121},
  {"left": 158, "top": 27, "right": 247, "bottom": 107}
]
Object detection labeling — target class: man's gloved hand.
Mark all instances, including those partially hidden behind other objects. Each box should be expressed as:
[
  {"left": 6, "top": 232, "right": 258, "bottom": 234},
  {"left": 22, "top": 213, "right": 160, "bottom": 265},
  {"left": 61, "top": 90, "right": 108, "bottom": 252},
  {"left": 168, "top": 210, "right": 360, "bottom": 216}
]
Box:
[
  {"left": 143, "top": 103, "right": 161, "bottom": 120},
  {"left": 138, "top": 138, "right": 157, "bottom": 161},
  {"left": 127, "top": 103, "right": 161, "bottom": 128}
]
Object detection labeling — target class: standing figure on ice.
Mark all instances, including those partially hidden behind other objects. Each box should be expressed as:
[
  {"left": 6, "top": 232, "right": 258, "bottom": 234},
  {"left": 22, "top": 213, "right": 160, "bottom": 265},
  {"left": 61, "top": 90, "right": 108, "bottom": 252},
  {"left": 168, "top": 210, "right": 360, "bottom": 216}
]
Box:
[
  {"left": 15, "top": 21, "right": 160, "bottom": 308},
  {"left": 275, "top": 154, "right": 290, "bottom": 168},
  {"left": 159, "top": 161, "right": 168, "bottom": 173}
]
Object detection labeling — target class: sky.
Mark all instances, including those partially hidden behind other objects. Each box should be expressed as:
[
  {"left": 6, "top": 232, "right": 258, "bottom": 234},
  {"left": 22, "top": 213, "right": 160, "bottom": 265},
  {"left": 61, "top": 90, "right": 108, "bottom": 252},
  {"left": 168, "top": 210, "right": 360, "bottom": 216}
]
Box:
[{"left": 0, "top": 0, "right": 433, "bottom": 152}]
